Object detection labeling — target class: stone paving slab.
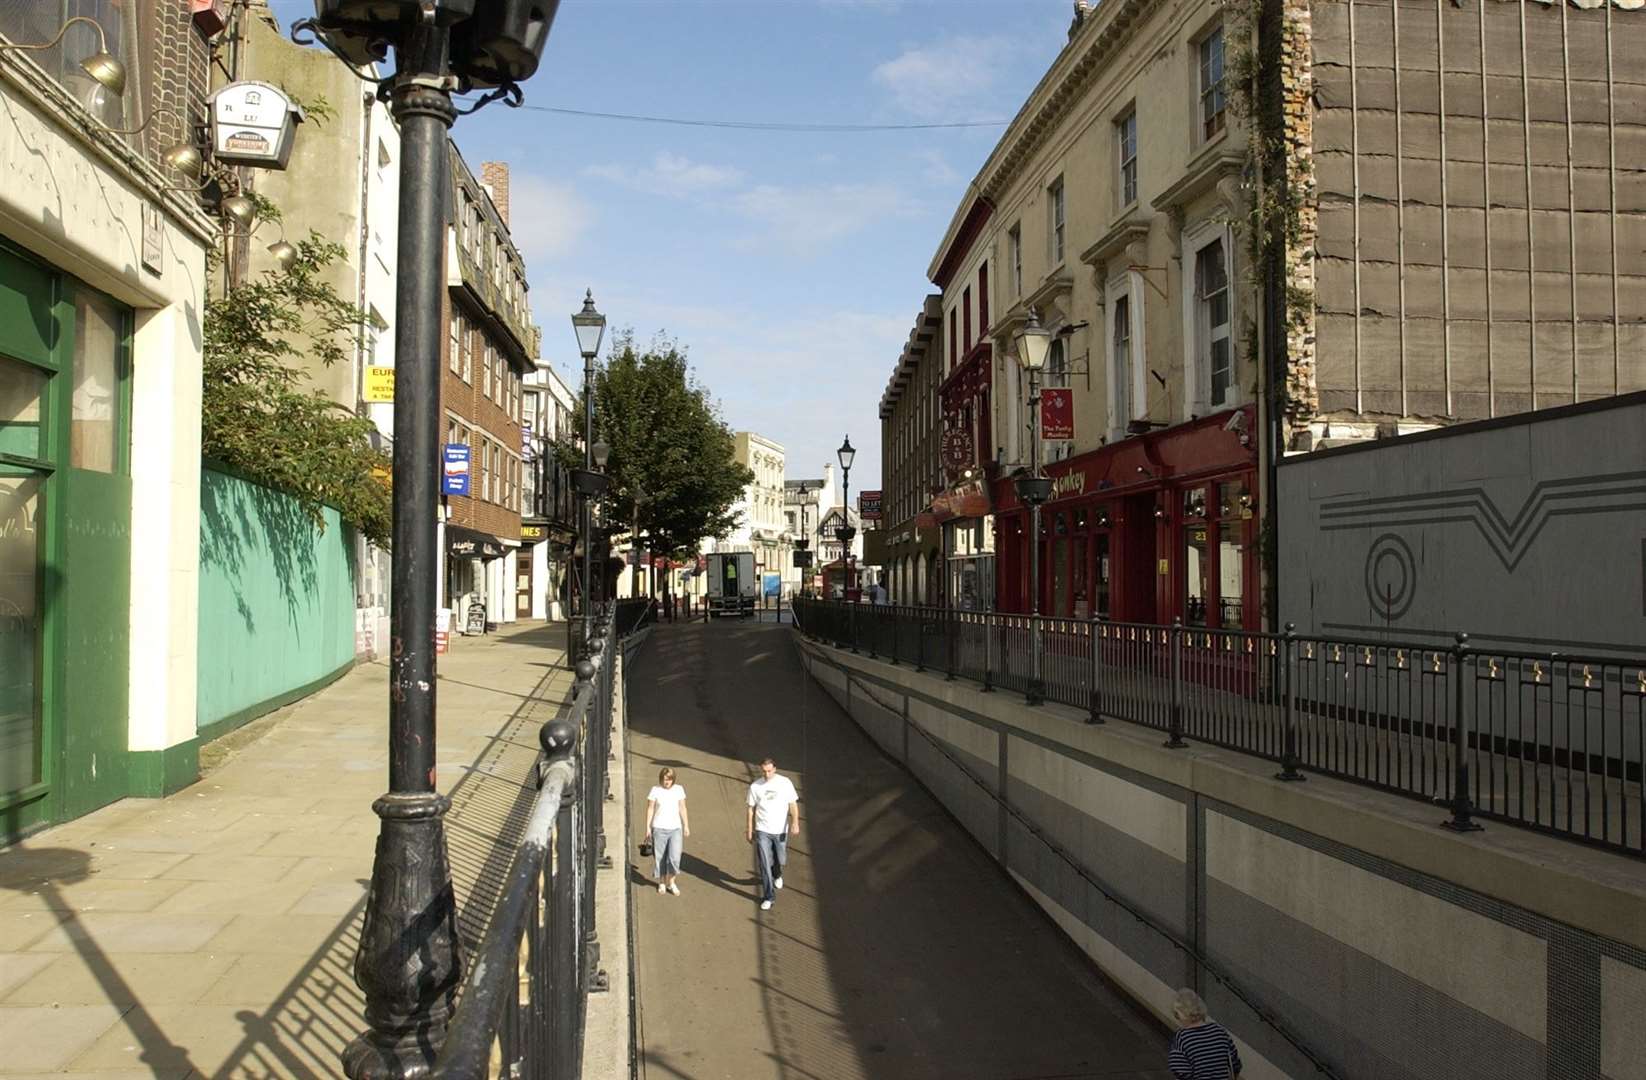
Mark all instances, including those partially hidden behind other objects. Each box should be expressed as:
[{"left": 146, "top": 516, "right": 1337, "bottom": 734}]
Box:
[{"left": 0, "top": 621, "right": 573, "bottom": 1078}]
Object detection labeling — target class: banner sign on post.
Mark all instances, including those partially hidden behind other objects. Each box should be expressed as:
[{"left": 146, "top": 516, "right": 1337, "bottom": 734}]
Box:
[
  {"left": 364, "top": 366, "right": 395, "bottom": 402},
  {"left": 1041, "top": 387, "right": 1074, "bottom": 441},
  {"left": 859, "top": 490, "right": 882, "bottom": 522},
  {"left": 441, "top": 443, "right": 471, "bottom": 496},
  {"left": 763, "top": 572, "right": 781, "bottom": 598}
]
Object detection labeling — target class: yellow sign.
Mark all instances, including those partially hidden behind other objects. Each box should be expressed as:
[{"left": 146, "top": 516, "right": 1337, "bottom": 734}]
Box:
[
  {"left": 1157, "top": 558, "right": 1169, "bottom": 576},
  {"left": 521, "top": 524, "right": 545, "bottom": 540},
  {"left": 364, "top": 366, "right": 395, "bottom": 402}
]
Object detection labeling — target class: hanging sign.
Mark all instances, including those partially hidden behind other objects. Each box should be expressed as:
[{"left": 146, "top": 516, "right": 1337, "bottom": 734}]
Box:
[
  {"left": 941, "top": 426, "right": 974, "bottom": 474},
  {"left": 1041, "top": 388, "right": 1074, "bottom": 441},
  {"left": 442, "top": 443, "right": 471, "bottom": 496},
  {"left": 364, "top": 366, "right": 395, "bottom": 402},
  {"left": 859, "top": 491, "right": 882, "bottom": 522},
  {"left": 208, "top": 81, "right": 304, "bottom": 170}
]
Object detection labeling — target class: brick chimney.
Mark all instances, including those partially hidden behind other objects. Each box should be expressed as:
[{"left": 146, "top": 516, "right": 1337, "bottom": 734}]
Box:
[{"left": 480, "top": 161, "right": 510, "bottom": 225}]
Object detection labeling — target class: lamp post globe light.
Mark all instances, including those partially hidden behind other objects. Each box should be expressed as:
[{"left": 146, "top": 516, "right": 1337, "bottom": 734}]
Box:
[
  {"left": 297, "top": 3, "right": 556, "bottom": 1076},
  {"left": 1014, "top": 309, "right": 1052, "bottom": 705}
]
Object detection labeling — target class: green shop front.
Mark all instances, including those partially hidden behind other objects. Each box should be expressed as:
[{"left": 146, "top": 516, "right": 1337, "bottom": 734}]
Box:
[{"left": 1, "top": 241, "right": 145, "bottom": 839}]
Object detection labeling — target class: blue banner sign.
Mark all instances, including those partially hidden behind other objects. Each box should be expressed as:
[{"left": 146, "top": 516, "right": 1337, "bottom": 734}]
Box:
[{"left": 442, "top": 443, "right": 471, "bottom": 497}]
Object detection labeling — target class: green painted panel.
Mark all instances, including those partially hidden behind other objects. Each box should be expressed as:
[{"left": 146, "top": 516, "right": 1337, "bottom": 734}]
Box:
[
  {"left": 197, "top": 467, "right": 358, "bottom": 733},
  {"left": 0, "top": 245, "right": 58, "bottom": 370},
  {"left": 56, "top": 466, "right": 133, "bottom": 819},
  {"left": 129, "top": 739, "right": 199, "bottom": 797}
]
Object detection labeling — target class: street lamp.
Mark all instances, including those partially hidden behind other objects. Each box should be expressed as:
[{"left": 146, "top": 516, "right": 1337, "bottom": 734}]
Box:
[
  {"left": 1015, "top": 309, "right": 1052, "bottom": 705},
  {"left": 298, "top": 4, "right": 555, "bottom": 1075},
  {"left": 836, "top": 436, "right": 856, "bottom": 600},
  {"left": 572, "top": 291, "right": 606, "bottom": 655}
]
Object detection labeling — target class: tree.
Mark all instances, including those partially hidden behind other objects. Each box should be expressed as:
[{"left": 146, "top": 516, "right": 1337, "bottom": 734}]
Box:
[
  {"left": 566, "top": 332, "right": 752, "bottom": 566},
  {"left": 202, "top": 234, "right": 392, "bottom": 547}
]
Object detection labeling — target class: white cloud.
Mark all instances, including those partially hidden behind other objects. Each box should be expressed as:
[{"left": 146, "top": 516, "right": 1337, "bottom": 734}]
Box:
[
  {"left": 730, "top": 182, "right": 920, "bottom": 258},
  {"left": 872, "top": 35, "right": 1019, "bottom": 120},
  {"left": 585, "top": 151, "right": 744, "bottom": 196},
  {"left": 914, "top": 147, "right": 960, "bottom": 187},
  {"left": 505, "top": 173, "right": 594, "bottom": 262}
]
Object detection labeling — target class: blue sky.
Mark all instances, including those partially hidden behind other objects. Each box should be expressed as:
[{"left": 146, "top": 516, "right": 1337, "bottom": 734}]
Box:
[{"left": 268, "top": 0, "right": 1074, "bottom": 492}]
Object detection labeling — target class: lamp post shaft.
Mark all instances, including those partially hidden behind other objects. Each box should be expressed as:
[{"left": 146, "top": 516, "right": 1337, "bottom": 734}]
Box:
[
  {"left": 345, "top": 22, "right": 463, "bottom": 1078},
  {"left": 1027, "top": 369, "right": 1044, "bottom": 705},
  {"left": 582, "top": 351, "right": 595, "bottom": 652}
]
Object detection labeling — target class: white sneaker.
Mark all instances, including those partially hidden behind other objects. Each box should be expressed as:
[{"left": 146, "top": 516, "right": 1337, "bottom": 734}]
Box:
[
  {"left": 760, "top": 900, "right": 772, "bottom": 910},
  {"left": 667, "top": 882, "right": 680, "bottom": 896},
  {"left": 657, "top": 883, "right": 666, "bottom": 894},
  {"left": 774, "top": 876, "right": 784, "bottom": 891}
]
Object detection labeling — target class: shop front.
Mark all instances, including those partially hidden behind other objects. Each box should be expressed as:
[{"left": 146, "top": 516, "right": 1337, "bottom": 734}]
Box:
[
  {"left": 993, "top": 406, "right": 1259, "bottom": 629},
  {"left": 927, "top": 474, "right": 993, "bottom": 611},
  {"left": 446, "top": 523, "right": 508, "bottom": 633},
  {"left": 878, "top": 520, "right": 939, "bottom": 607}
]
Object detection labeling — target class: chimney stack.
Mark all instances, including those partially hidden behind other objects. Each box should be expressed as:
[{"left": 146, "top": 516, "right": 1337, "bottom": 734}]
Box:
[{"left": 480, "top": 161, "right": 510, "bottom": 226}]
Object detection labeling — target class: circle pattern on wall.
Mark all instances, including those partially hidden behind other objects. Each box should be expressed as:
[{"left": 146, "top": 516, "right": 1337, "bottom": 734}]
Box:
[{"left": 1363, "top": 533, "right": 1417, "bottom": 622}]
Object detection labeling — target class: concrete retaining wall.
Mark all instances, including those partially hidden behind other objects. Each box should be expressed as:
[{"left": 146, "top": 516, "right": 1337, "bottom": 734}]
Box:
[{"left": 798, "top": 632, "right": 1646, "bottom": 1080}]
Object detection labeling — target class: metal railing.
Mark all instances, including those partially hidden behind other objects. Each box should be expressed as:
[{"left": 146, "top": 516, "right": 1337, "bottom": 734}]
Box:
[
  {"left": 433, "top": 605, "right": 624, "bottom": 1078},
  {"left": 794, "top": 599, "right": 1645, "bottom": 858}
]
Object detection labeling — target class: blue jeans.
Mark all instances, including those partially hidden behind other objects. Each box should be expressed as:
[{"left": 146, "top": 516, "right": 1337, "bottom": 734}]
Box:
[
  {"left": 652, "top": 827, "right": 682, "bottom": 879},
  {"left": 754, "top": 830, "right": 787, "bottom": 902}
]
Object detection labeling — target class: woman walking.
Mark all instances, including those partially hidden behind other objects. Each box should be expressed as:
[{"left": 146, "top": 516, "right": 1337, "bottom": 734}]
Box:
[
  {"left": 645, "top": 767, "right": 689, "bottom": 895},
  {"left": 1166, "top": 988, "right": 1241, "bottom": 1079}
]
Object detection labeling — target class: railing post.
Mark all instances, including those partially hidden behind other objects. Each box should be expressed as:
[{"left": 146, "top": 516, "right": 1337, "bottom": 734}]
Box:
[
  {"left": 1442, "top": 632, "right": 1484, "bottom": 833},
  {"left": 945, "top": 608, "right": 957, "bottom": 681},
  {"left": 1165, "top": 618, "right": 1188, "bottom": 748},
  {"left": 1086, "top": 619, "right": 1104, "bottom": 724},
  {"left": 915, "top": 609, "right": 926, "bottom": 673},
  {"left": 849, "top": 600, "right": 859, "bottom": 654},
  {"left": 1025, "top": 615, "right": 1045, "bottom": 706},
  {"left": 981, "top": 614, "right": 994, "bottom": 692},
  {"left": 867, "top": 605, "right": 878, "bottom": 660},
  {"left": 1276, "top": 623, "right": 1304, "bottom": 780}
]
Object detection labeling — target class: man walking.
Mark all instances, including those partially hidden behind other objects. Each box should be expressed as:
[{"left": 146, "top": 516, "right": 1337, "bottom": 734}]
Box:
[{"left": 746, "top": 757, "right": 799, "bottom": 911}]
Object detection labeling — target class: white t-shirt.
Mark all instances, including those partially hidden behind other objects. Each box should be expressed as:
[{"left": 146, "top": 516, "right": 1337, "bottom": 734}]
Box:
[
  {"left": 647, "top": 785, "right": 686, "bottom": 830},
  {"left": 747, "top": 774, "right": 798, "bottom": 834}
]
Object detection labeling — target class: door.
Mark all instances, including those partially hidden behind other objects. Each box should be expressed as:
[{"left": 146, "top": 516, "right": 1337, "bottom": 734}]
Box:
[
  {"left": 516, "top": 550, "right": 533, "bottom": 619},
  {"left": 1119, "top": 493, "right": 1157, "bottom": 623}
]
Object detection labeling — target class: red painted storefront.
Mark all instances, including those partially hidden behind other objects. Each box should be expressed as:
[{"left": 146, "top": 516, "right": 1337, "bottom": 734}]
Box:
[{"left": 993, "top": 405, "right": 1259, "bottom": 630}]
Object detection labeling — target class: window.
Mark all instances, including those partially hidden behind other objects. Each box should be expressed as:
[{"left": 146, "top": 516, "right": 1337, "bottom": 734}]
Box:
[
  {"left": 1048, "top": 177, "right": 1065, "bottom": 265},
  {"left": 1117, "top": 111, "right": 1138, "bottom": 208},
  {"left": 449, "top": 314, "right": 461, "bottom": 374},
  {"left": 70, "top": 290, "right": 128, "bottom": 472},
  {"left": 978, "top": 262, "right": 989, "bottom": 335},
  {"left": 949, "top": 309, "right": 957, "bottom": 368},
  {"left": 1200, "top": 27, "right": 1227, "bottom": 141},
  {"left": 1112, "top": 293, "right": 1132, "bottom": 432},
  {"left": 1196, "top": 239, "right": 1232, "bottom": 407},
  {"left": 482, "top": 342, "right": 493, "bottom": 400},
  {"left": 461, "top": 318, "right": 473, "bottom": 383},
  {"left": 1009, "top": 224, "right": 1023, "bottom": 298},
  {"left": 962, "top": 286, "right": 972, "bottom": 352}
]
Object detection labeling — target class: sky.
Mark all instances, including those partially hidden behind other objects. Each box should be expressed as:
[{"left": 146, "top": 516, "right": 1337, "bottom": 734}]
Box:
[{"left": 267, "top": 0, "right": 1075, "bottom": 493}]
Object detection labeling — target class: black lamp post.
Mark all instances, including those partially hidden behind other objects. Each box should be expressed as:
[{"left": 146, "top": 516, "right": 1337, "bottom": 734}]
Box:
[
  {"left": 299, "top": 2, "right": 554, "bottom": 1076},
  {"left": 572, "top": 291, "right": 607, "bottom": 654},
  {"left": 1014, "top": 309, "right": 1052, "bottom": 705},
  {"left": 837, "top": 436, "right": 856, "bottom": 599}
]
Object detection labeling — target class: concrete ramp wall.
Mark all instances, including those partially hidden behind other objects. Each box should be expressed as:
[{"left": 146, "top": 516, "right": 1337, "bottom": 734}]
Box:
[{"left": 796, "top": 633, "right": 1646, "bottom": 1080}]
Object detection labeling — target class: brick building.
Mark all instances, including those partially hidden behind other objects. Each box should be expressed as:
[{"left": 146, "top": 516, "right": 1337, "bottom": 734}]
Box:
[{"left": 439, "top": 150, "right": 538, "bottom": 633}]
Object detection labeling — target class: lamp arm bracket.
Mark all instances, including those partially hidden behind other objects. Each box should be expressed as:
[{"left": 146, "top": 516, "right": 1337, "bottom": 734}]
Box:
[
  {"left": 454, "top": 82, "right": 523, "bottom": 116},
  {"left": 0, "top": 15, "right": 107, "bottom": 55},
  {"left": 290, "top": 19, "right": 387, "bottom": 85}
]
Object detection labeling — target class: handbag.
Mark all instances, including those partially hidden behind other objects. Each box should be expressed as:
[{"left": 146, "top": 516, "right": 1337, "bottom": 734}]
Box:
[{"left": 638, "top": 836, "right": 653, "bottom": 857}]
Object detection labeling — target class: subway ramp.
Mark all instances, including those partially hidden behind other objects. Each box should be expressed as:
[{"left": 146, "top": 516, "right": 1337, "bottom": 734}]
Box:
[{"left": 624, "top": 618, "right": 1171, "bottom": 1080}]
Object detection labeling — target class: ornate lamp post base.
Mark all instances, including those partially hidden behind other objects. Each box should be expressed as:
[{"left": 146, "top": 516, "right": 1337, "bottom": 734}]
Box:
[{"left": 343, "top": 792, "right": 463, "bottom": 1080}]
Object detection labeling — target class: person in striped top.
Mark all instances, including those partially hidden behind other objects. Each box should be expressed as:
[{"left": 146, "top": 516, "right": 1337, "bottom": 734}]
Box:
[{"left": 1166, "top": 988, "right": 1242, "bottom": 1080}]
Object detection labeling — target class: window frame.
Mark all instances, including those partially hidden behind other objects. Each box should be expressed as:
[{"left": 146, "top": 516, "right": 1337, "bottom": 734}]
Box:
[
  {"left": 1198, "top": 24, "right": 1227, "bottom": 143},
  {"left": 1009, "top": 224, "right": 1023, "bottom": 299},
  {"left": 1196, "top": 236, "right": 1233, "bottom": 410},
  {"left": 1116, "top": 110, "right": 1138, "bottom": 210},
  {"left": 1047, "top": 177, "right": 1065, "bottom": 267}
]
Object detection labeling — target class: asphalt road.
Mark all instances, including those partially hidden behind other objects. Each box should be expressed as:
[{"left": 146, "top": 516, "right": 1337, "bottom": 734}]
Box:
[{"left": 626, "top": 619, "right": 1172, "bottom": 1080}]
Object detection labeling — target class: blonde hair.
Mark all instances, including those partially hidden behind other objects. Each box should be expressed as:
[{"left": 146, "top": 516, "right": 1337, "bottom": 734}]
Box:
[
  {"left": 658, "top": 767, "right": 675, "bottom": 784},
  {"left": 1171, "top": 988, "right": 1209, "bottom": 1026}
]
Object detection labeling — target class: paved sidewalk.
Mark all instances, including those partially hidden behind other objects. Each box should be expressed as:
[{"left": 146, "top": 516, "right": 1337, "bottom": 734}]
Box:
[{"left": 0, "top": 621, "right": 573, "bottom": 1078}]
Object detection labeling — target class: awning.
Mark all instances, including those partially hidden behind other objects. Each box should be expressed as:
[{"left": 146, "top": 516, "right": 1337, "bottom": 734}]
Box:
[{"left": 447, "top": 523, "right": 507, "bottom": 560}]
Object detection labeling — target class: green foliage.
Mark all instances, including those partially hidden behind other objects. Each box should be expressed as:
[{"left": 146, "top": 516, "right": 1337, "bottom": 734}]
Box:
[
  {"left": 202, "top": 234, "right": 392, "bottom": 547},
  {"left": 560, "top": 331, "right": 753, "bottom": 559}
]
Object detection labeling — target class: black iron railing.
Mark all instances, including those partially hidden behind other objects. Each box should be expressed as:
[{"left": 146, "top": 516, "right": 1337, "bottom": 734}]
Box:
[
  {"left": 794, "top": 599, "right": 1646, "bottom": 858},
  {"left": 433, "top": 605, "right": 625, "bottom": 1078}
]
